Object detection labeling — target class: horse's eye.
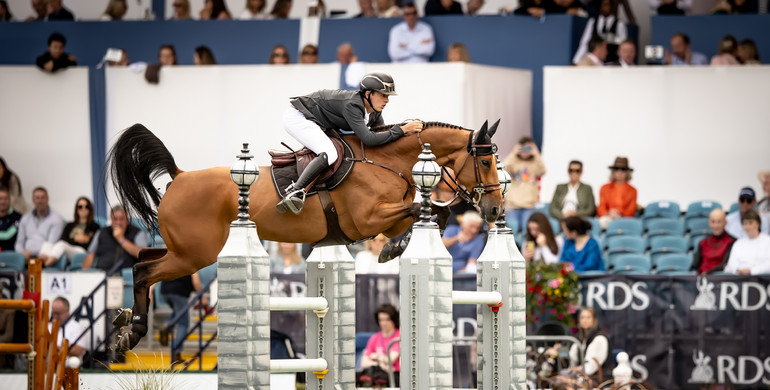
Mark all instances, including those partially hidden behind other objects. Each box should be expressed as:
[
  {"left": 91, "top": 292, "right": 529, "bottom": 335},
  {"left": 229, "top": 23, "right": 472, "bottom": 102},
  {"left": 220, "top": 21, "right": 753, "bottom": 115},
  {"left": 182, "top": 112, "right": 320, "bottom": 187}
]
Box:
[{"left": 481, "top": 160, "right": 491, "bottom": 168}]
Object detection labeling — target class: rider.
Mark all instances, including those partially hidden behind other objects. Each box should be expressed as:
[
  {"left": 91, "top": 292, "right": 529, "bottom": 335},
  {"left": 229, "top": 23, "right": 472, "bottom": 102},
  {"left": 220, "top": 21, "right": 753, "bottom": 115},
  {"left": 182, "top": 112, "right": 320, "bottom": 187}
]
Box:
[{"left": 276, "top": 72, "right": 423, "bottom": 214}]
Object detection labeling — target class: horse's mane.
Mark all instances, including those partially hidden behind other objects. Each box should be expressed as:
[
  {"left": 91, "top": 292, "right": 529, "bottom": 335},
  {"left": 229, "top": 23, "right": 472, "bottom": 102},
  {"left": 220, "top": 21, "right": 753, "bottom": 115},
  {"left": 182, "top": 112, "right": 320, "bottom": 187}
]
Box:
[{"left": 370, "top": 122, "right": 469, "bottom": 132}]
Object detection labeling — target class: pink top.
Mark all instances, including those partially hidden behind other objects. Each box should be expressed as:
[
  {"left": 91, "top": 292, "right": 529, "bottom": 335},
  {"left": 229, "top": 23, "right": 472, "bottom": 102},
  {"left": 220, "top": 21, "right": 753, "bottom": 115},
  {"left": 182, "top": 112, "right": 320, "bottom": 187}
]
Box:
[{"left": 363, "top": 329, "right": 401, "bottom": 371}]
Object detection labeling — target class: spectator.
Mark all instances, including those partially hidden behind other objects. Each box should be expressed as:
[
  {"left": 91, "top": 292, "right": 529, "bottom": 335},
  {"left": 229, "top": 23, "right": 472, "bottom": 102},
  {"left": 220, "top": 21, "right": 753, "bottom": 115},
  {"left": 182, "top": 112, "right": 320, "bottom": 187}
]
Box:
[
  {"left": 560, "top": 217, "right": 604, "bottom": 273},
  {"left": 757, "top": 170, "right": 770, "bottom": 219},
  {"left": 26, "top": 0, "right": 46, "bottom": 21},
  {"left": 502, "top": 136, "right": 546, "bottom": 234},
  {"left": 106, "top": 48, "right": 130, "bottom": 66},
  {"left": 442, "top": 210, "right": 486, "bottom": 273},
  {"left": 737, "top": 39, "right": 761, "bottom": 65},
  {"left": 0, "top": 157, "right": 28, "bottom": 214},
  {"left": 584, "top": 0, "right": 636, "bottom": 24},
  {"left": 355, "top": 0, "right": 376, "bottom": 17},
  {"left": 46, "top": 0, "right": 74, "bottom": 20},
  {"left": 355, "top": 234, "right": 399, "bottom": 274},
  {"left": 307, "top": 0, "right": 325, "bottom": 16},
  {"left": 549, "top": 160, "right": 596, "bottom": 220},
  {"left": 612, "top": 39, "right": 636, "bottom": 67},
  {"left": 270, "top": 0, "right": 292, "bottom": 18},
  {"left": 650, "top": 0, "right": 692, "bottom": 15},
  {"left": 712, "top": 0, "right": 759, "bottom": 14},
  {"left": 573, "top": 0, "right": 626, "bottom": 65},
  {"left": 0, "top": 0, "right": 13, "bottom": 21},
  {"left": 425, "top": 0, "right": 463, "bottom": 15},
  {"left": 15, "top": 187, "right": 65, "bottom": 261},
  {"left": 465, "top": 0, "right": 484, "bottom": 14},
  {"left": 49, "top": 297, "right": 88, "bottom": 364},
  {"left": 337, "top": 42, "right": 365, "bottom": 89},
  {"left": 568, "top": 307, "right": 610, "bottom": 377},
  {"left": 299, "top": 44, "right": 319, "bottom": 64},
  {"left": 159, "top": 44, "right": 178, "bottom": 66},
  {"left": 710, "top": 35, "right": 740, "bottom": 66},
  {"left": 666, "top": 33, "right": 708, "bottom": 66},
  {"left": 169, "top": 0, "right": 192, "bottom": 20},
  {"left": 35, "top": 32, "right": 77, "bottom": 73},
  {"left": 597, "top": 156, "right": 637, "bottom": 229},
  {"left": 357, "top": 303, "right": 400, "bottom": 387},
  {"left": 522, "top": 212, "right": 563, "bottom": 263},
  {"left": 37, "top": 197, "right": 99, "bottom": 267},
  {"left": 193, "top": 45, "right": 217, "bottom": 65},
  {"left": 725, "top": 187, "right": 770, "bottom": 239},
  {"left": 269, "top": 242, "right": 306, "bottom": 274},
  {"left": 552, "top": 0, "right": 588, "bottom": 16},
  {"left": 690, "top": 209, "right": 735, "bottom": 275},
  {"left": 513, "top": 0, "right": 555, "bottom": 18},
  {"left": 158, "top": 272, "right": 204, "bottom": 362},
  {"left": 446, "top": 42, "right": 471, "bottom": 62},
  {"left": 269, "top": 44, "right": 290, "bottom": 64},
  {"left": 576, "top": 36, "right": 607, "bottom": 66},
  {"left": 0, "top": 188, "right": 22, "bottom": 252},
  {"left": 387, "top": 3, "right": 435, "bottom": 63},
  {"left": 238, "top": 0, "right": 268, "bottom": 19},
  {"left": 82, "top": 205, "right": 147, "bottom": 271},
  {"left": 724, "top": 210, "right": 770, "bottom": 275},
  {"left": 376, "top": 0, "right": 401, "bottom": 17},
  {"left": 200, "top": 0, "right": 231, "bottom": 19},
  {"left": 100, "top": 0, "right": 127, "bottom": 20}
]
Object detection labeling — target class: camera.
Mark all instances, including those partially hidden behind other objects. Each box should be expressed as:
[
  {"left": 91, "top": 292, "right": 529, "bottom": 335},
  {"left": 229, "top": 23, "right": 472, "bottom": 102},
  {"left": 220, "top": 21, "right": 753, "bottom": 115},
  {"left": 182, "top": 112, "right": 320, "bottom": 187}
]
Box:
[
  {"left": 520, "top": 145, "right": 532, "bottom": 153},
  {"left": 644, "top": 45, "right": 665, "bottom": 65}
]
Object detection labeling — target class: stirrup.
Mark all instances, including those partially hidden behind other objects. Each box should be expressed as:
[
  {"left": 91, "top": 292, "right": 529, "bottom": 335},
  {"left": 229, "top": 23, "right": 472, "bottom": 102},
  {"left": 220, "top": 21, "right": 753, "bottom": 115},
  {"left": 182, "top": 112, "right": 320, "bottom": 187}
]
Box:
[{"left": 276, "top": 188, "right": 307, "bottom": 215}]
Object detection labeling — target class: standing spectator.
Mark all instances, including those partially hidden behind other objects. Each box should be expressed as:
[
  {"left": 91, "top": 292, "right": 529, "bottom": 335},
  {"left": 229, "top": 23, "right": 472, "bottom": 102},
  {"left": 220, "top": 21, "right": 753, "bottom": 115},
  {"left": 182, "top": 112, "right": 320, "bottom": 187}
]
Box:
[
  {"left": 0, "top": 0, "right": 13, "bottom": 21},
  {"left": 560, "top": 216, "right": 604, "bottom": 273},
  {"left": 169, "top": 0, "right": 192, "bottom": 20},
  {"left": 159, "top": 44, "right": 178, "bottom": 66},
  {"left": 100, "top": 0, "right": 127, "bottom": 20},
  {"left": 597, "top": 157, "right": 637, "bottom": 229},
  {"left": 465, "top": 0, "right": 484, "bottom": 14},
  {"left": 37, "top": 197, "right": 99, "bottom": 267},
  {"left": 446, "top": 42, "right": 471, "bottom": 62},
  {"left": 299, "top": 44, "right": 319, "bottom": 64},
  {"left": 237, "top": 0, "right": 268, "bottom": 19},
  {"left": 613, "top": 39, "right": 636, "bottom": 67},
  {"left": 49, "top": 297, "right": 88, "bottom": 363},
  {"left": 193, "top": 45, "right": 217, "bottom": 65},
  {"left": 358, "top": 303, "right": 400, "bottom": 387},
  {"left": 650, "top": 0, "right": 692, "bottom": 15},
  {"left": 355, "top": 0, "right": 376, "bottom": 17},
  {"left": 199, "top": 0, "right": 231, "bottom": 19},
  {"left": 82, "top": 205, "right": 147, "bottom": 271},
  {"left": 737, "top": 39, "right": 761, "bottom": 65},
  {"left": 46, "top": 0, "right": 74, "bottom": 20},
  {"left": 712, "top": 0, "right": 759, "bottom": 14},
  {"left": 27, "top": 0, "right": 47, "bottom": 21},
  {"left": 424, "top": 0, "right": 463, "bottom": 15},
  {"left": 0, "top": 189, "right": 22, "bottom": 251},
  {"left": 376, "top": 0, "right": 401, "bottom": 17},
  {"left": 522, "top": 212, "right": 563, "bottom": 264},
  {"left": 442, "top": 211, "right": 486, "bottom": 273},
  {"left": 35, "top": 33, "right": 77, "bottom": 73},
  {"left": 0, "top": 158, "right": 28, "bottom": 214},
  {"left": 573, "top": 0, "right": 627, "bottom": 65},
  {"left": 269, "top": 242, "right": 306, "bottom": 274},
  {"left": 549, "top": 160, "right": 596, "bottom": 220},
  {"left": 710, "top": 35, "right": 740, "bottom": 66},
  {"left": 387, "top": 3, "right": 435, "bottom": 63},
  {"left": 576, "top": 37, "right": 607, "bottom": 66},
  {"left": 503, "top": 136, "right": 546, "bottom": 233},
  {"left": 725, "top": 187, "right": 770, "bottom": 239},
  {"left": 690, "top": 209, "right": 735, "bottom": 275},
  {"left": 15, "top": 187, "right": 65, "bottom": 261},
  {"left": 270, "top": 0, "right": 292, "bottom": 18},
  {"left": 568, "top": 307, "right": 610, "bottom": 377},
  {"left": 666, "top": 33, "right": 708, "bottom": 66},
  {"left": 724, "top": 210, "right": 770, "bottom": 275},
  {"left": 757, "top": 170, "right": 770, "bottom": 220},
  {"left": 337, "top": 42, "right": 365, "bottom": 89},
  {"left": 158, "top": 272, "right": 203, "bottom": 362},
  {"left": 355, "top": 234, "right": 399, "bottom": 274},
  {"left": 269, "top": 44, "right": 290, "bottom": 64}
]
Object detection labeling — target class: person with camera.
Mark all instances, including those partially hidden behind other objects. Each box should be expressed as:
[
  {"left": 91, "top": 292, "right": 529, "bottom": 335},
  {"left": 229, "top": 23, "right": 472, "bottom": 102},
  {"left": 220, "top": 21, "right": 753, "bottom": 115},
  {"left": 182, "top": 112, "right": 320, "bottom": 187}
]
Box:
[{"left": 503, "top": 136, "right": 546, "bottom": 233}]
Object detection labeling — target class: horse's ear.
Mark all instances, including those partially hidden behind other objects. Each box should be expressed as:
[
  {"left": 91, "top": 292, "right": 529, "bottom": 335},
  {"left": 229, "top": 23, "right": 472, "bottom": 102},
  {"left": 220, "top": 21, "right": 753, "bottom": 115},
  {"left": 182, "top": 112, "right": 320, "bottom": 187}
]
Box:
[
  {"left": 476, "top": 120, "right": 489, "bottom": 142},
  {"left": 488, "top": 119, "right": 501, "bottom": 138}
]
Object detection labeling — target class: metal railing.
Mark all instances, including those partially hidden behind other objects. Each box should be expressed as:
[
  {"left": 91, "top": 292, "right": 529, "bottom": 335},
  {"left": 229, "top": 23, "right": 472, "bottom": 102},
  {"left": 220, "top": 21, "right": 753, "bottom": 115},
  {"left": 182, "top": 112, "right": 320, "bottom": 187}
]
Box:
[{"left": 166, "top": 272, "right": 218, "bottom": 371}]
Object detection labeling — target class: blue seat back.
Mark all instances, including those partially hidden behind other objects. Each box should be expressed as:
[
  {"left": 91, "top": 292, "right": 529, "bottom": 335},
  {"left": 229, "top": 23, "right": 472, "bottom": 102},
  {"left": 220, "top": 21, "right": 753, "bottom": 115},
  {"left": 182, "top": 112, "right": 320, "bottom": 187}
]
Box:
[
  {"left": 548, "top": 217, "right": 561, "bottom": 234},
  {"left": 688, "top": 234, "right": 708, "bottom": 252},
  {"left": 122, "top": 267, "right": 134, "bottom": 308},
  {"left": 611, "top": 253, "right": 651, "bottom": 274},
  {"left": 685, "top": 217, "right": 710, "bottom": 235},
  {"left": 68, "top": 252, "right": 87, "bottom": 271},
  {"left": 505, "top": 214, "right": 519, "bottom": 234},
  {"left": 643, "top": 201, "right": 681, "bottom": 220},
  {"left": 649, "top": 236, "right": 688, "bottom": 263},
  {"left": 605, "top": 218, "right": 643, "bottom": 239},
  {"left": 685, "top": 200, "right": 721, "bottom": 220},
  {"left": 646, "top": 218, "right": 685, "bottom": 239},
  {"left": 42, "top": 254, "right": 68, "bottom": 272},
  {"left": 606, "top": 236, "right": 646, "bottom": 255},
  {"left": 355, "top": 332, "right": 375, "bottom": 371},
  {"left": 655, "top": 253, "right": 692, "bottom": 273},
  {"left": 729, "top": 202, "right": 739, "bottom": 214},
  {"left": 198, "top": 263, "right": 218, "bottom": 288},
  {"left": 0, "top": 251, "right": 26, "bottom": 271}
]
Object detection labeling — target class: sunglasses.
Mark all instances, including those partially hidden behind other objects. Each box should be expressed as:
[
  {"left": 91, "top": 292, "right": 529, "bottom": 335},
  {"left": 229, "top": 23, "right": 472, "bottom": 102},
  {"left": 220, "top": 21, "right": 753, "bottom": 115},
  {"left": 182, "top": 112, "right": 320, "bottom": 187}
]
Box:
[
  {"left": 568, "top": 169, "right": 582, "bottom": 173},
  {"left": 302, "top": 50, "right": 318, "bottom": 55},
  {"left": 612, "top": 167, "right": 629, "bottom": 172},
  {"left": 272, "top": 52, "right": 288, "bottom": 57},
  {"left": 739, "top": 197, "right": 754, "bottom": 204},
  {"left": 77, "top": 204, "right": 89, "bottom": 209}
]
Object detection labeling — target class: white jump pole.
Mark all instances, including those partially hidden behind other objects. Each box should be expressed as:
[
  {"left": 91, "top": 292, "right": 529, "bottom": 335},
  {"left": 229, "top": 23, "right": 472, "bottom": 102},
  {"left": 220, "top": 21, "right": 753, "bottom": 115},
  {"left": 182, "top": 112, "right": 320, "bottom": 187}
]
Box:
[{"left": 269, "top": 297, "right": 329, "bottom": 311}]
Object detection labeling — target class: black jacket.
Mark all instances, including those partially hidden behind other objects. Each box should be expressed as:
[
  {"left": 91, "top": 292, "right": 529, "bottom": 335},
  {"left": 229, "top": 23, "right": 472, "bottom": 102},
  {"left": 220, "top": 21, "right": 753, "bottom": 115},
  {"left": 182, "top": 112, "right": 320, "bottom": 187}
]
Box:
[{"left": 35, "top": 52, "right": 77, "bottom": 72}]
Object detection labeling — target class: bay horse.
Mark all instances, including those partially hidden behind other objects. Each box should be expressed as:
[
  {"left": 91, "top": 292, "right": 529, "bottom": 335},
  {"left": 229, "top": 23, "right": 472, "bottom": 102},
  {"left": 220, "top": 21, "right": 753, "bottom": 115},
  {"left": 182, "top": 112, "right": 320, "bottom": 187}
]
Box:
[{"left": 108, "top": 120, "right": 503, "bottom": 351}]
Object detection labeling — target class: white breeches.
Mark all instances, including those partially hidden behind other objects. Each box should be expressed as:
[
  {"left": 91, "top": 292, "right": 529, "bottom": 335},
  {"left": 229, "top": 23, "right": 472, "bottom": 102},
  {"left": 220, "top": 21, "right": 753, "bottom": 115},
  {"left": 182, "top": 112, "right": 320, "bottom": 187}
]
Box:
[
  {"left": 39, "top": 240, "right": 86, "bottom": 260},
  {"left": 283, "top": 106, "right": 339, "bottom": 164}
]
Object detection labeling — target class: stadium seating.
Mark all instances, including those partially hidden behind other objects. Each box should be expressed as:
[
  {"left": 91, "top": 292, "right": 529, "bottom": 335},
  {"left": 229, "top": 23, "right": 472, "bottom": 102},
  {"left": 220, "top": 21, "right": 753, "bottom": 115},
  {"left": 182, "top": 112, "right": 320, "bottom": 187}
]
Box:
[
  {"left": 355, "top": 332, "right": 375, "bottom": 371},
  {"left": 0, "top": 251, "right": 25, "bottom": 271},
  {"left": 684, "top": 200, "right": 721, "bottom": 228},
  {"left": 68, "top": 252, "right": 88, "bottom": 271},
  {"left": 41, "top": 254, "right": 68, "bottom": 272},
  {"left": 605, "top": 218, "right": 643, "bottom": 239},
  {"left": 606, "top": 236, "right": 646, "bottom": 268},
  {"left": 611, "top": 254, "right": 651, "bottom": 274},
  {"left": 646, "top": 218, "right": 685, "bottom": 240},
  {"left": 729, "top": 202, "right": 739, "bottom": 214},
  {"left": 642, "top": 201, "right": 681, "bottom": 230},
  {"left": 654, "top": 253, "right": 693, "bottom": 274},
  {"left": 649, "top": 236, "right": 688, "bottom": 264}
]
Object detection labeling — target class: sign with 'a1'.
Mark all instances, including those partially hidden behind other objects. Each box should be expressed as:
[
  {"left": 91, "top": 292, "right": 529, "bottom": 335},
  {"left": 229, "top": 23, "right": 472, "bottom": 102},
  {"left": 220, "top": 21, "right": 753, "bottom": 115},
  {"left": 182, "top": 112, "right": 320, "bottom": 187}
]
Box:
[{"left": 47, "top": 273, "right": 72, "bottom": 295}]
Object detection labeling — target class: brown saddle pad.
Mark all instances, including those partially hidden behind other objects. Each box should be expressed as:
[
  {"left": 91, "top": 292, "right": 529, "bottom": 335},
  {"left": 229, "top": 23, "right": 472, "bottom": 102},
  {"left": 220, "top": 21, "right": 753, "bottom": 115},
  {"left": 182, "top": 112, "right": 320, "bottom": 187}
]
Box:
[{"left": 269, "top": 136, "right": 355, "bottom": 198}]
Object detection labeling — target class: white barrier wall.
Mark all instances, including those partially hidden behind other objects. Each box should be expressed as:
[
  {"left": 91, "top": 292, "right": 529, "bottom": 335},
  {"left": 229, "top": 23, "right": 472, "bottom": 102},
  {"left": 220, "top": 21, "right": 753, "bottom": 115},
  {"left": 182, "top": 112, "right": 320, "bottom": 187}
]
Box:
[{"left": 542, "top": 66, "right": 770, "bottom": 209}]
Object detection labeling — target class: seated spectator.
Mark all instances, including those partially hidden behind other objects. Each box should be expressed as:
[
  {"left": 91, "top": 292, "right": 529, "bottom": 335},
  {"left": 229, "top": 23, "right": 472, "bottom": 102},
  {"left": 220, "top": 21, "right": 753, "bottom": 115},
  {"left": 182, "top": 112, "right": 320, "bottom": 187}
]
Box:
[
  {"left": 100, "top": 0, "right": 127, "bottom": 21},
  {"left": 550, "top": 160, "right": 596, "bottom": 220},
  {"left": 200, "top": 0, "right": 231, "bottom": 19},
  {"left": 513, "top": 0, "right": 555, "bottom": 18},
  {"left": 270, "top": 0, "right": 292, "bottom": 18},
  {"left": 0, "top": 189, "right": 22, "bottom": 251},
  {"left": 169, "top": 0, "right": 192, "bottom": 20},
  {"left": 387, "top": 3, "right": 435, "bottom": 63},
  {"left": 45, "top": 0, "right": 74, "bottom": 20},
  {"left": 597, "top": 157, "right": 637, "bottom": 229},
  {"left": 307, "top": 0, "right": 325, "bottom": 16},
  {"left": 710, "top": 35, "right": 740, "bottom": 66},
  {"left": 159, "top": 44, "right": 178, "bottom": 66},
  {"left": 105, "top": 48, "right": 130, "bottom": 67},
  {"left": 82, "top": 205, "right": 147, "bottom": 271},
  {"left": 35, "top": 33, "right": 77, "bottom": 73},
  {"left": 724, "top": 210, "right": 770, "bottom": 275},
  {"left": 573, "top": 0, "right": 627, "bottom": 65},
  {"left": 158, "top": 271, "right": 204, "bottom": 362},
  {"left": 568, "top": 307, "right": 610, "bottom": 377},
  {"left": 560, "top": 216, "right": 604, "bottom": 273},
  {"left": 0, "top": 0, "right": 13, "bottom": 21},
  {"left": 758, "top": 170, "right": 770, "bottom": 219},
  {"left": 337, "top": 42, "right": 366, "bottom": 89},
  {"left": 355, "top": 0, "right": 376, "bottom": 17},
  {"left": 37, "top": 197, "right": 99, "bottom": 267},
  {"left": 424, "top": 0, "right": 463, "bottom": 15},
  {"left": 690, "top": 209, "right": 735, "bottom": 274},
  {"left": 712, "top": 0, "right": 758, "bottom": 14},
  {"left": 269, "top": 44, "right": 290, "bottom": 64},
  {"left": 49, "top": 297, "right": 88, "bottom": 365},
  {"left": 447, "top": 42, "right": 471, "bottom": 62},
  {"left": 355, "top": 234, "right": 399, "bottom": 274},
  {"left": 650, "top": 0, "right": 692, "bottom": 15},
  {"left": 725, "top": 187, "right": 770, "bottom": 238},
  {"left": 238, "top": 0, "right": 268, "bottom": 19},
  {"left": 377, "top": 0, "right": 401, "bottom": 17},
  {"left": 522, "top": 212, "right": 563, "bottom": 263},
  {"left": 270, "top": 242, "right": 306, "bottom": 274},
  {"left": 612, "top": 39, "right": 636, "bottom": 67},
  {"left": 15, "top": 187, "right": 65, "bottom": 261},
  {"left": 666, "top": 33, "right": 708, "bottom": 66},
  {"left": 26, "top": 0, "right": 47, "bottom": 21},
  {"left": 737, "top": 39, "right": 761, "bottom": 65},
  {"left": 193, "top": 45, "right": 217, "bottom": 65},
  {"left": 576, "top": 37, "right": 607, "bottom": 66},
  {"left": 503, "top": 137, "right": 546, "bottom": 232},
  {"left": 0, "top": 157, "right": 28, "bottom": 214},
  {"left": 551, "top": 0, "right": 587, "bottom": 16},
  {"left": 442, "top": 210, "right": 486, "bottom": 273},
  {"left": 299, "top": 44, "right": 319, "bottom": 64},
  {"left": 357, "top": 303, "right": 400, "bottom": 387},
  {"left": 465, "top": 0, "right": 484, "bottom": 15}
]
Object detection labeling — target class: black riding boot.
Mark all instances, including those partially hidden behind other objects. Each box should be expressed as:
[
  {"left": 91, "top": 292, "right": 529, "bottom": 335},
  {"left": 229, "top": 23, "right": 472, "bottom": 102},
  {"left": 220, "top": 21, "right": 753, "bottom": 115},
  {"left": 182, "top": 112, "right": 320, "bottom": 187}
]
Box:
[{"left": 276, "top": 152, "right": 329, "bottom": 215}]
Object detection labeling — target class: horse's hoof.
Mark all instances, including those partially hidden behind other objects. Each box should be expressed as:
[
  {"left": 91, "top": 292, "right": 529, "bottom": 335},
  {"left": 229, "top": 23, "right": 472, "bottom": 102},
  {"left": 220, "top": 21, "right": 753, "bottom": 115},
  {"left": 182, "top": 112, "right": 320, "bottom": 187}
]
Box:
[
  {"left": 113, "top": 308, "right": 133, "bottom": 327},
  {"left": 378, "top": 243, "right": 395, "bottom": 264},
  {"left": 115, "top": 333, "right": 132, "bottom": 353}
]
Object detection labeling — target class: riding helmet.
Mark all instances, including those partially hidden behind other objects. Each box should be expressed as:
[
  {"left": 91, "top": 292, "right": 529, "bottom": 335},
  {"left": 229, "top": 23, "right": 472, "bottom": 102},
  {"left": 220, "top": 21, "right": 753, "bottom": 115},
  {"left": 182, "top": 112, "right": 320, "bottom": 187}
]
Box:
[{"left": 360, "top": 72, "right": 398, "bottom": 96}]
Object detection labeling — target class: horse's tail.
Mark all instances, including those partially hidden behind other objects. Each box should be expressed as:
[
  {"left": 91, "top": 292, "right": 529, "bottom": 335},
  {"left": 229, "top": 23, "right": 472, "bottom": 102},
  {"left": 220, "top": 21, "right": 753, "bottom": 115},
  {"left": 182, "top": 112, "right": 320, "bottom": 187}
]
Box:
[{"left": 106, "top": 123, "right": 182, "bottom": 234}]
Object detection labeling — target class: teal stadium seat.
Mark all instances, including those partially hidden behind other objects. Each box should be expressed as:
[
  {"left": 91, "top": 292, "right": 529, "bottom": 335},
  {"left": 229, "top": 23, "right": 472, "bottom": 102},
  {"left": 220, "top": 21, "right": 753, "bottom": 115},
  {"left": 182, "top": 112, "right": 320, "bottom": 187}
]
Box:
[
  {"left": 649, "top": 236, "right": 688, "bottom": 264},
  {"left": 642, "top": 201, "right": 681, "bottom": 230},
  {"left": 605, "top": 236, "right": 646, "bottom": 269},
  {"left": 654, "top": 253, "right": 693, "bottom": 274},
  {"left": 611, "top": 254, "right": 651, "bottom": 274},
  {"left": 68, "top": 253, "right": 88, "bottom": 271},
  {"left": 684, "top": 200, "right": 721, "bottom": 229},
  {"left": 646, "top": 218, "right": 685, "bottom": 240},
  {"left": 605, "top": 218, "right": 643, "bottom": 239},
  {"left": 0, "top": 251, "right": 25, "bottom": 271}
]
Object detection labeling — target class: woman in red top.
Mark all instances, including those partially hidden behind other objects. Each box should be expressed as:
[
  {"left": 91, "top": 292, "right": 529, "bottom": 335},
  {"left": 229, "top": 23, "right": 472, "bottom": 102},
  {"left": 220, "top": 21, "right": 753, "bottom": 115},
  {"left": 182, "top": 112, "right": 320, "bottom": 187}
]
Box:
[{"left": 597, "top": 156, "right": 637, "bottom": 229}]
